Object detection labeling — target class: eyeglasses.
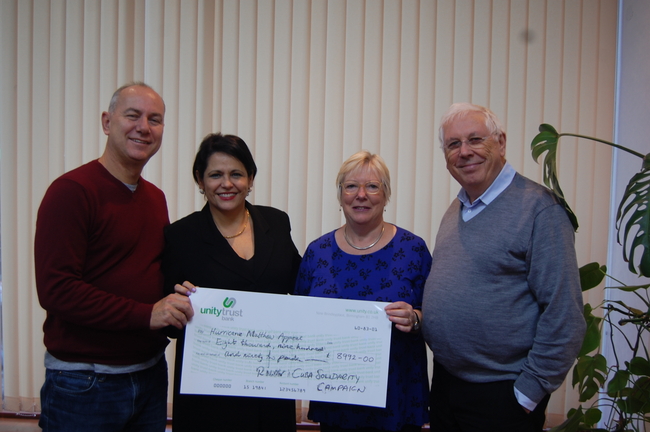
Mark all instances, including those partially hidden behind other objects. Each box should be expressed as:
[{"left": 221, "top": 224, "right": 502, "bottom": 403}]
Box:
[
  {"left": 340, "top": 181, "right": 383, "bottom": 195},
  {"left": 443, "top": 135, "right": 492, "bottom": 152}
]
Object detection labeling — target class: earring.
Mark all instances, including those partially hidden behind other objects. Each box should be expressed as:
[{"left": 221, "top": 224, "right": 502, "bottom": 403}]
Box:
[
  {"left": 247, "top": 188, "right": 252, "bottom": 196},
  {"left": 199, "top": 189, "right": 205, "bottom": 194}
]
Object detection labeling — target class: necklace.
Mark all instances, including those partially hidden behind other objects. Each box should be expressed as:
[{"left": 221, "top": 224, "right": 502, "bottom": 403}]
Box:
[
  {"left": 221, "top": 209, "right": 250, "bottom": 239},
  {"left": 344, "top": 224, "right": 385, "bottom": 250}
]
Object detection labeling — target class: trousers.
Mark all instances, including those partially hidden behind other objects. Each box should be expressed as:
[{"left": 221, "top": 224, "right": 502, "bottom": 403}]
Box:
[
  {"left": 429, "top": 361, "right": 550, "bottom": 432},
  {"left": 39, "top": 356, "right": 168, "bottom": 432}
]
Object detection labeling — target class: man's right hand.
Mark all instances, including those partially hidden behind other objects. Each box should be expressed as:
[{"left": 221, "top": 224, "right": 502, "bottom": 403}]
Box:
[{"left": 150, "top": 293, "right": 194, "bottom": 330}]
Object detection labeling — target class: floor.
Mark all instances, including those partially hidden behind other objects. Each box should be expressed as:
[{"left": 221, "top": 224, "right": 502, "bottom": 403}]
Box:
[{"left": 0, "top": 418, "right": 320, "bottom": 431}]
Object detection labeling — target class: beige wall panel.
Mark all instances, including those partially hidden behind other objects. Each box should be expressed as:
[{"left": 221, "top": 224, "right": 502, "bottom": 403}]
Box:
[
  {"left": 520, "top": 0, "right": 546, "bottom": 176},
  {"left": 63, "top": 2, "right": 85, "bottom": 169},
  {"left": 303, "top": 1, "right": 327, "bottom": 246},
  {"left": 250, "top": 0, "right": 272, "bottom": 208},
  {"left": 0, "top": 0, "right": 21, "bottom": 409},
  {"left": 450, "top": 0, "right": 473, "bottom": 106},
  {"left": 557, "top": 0, "right": 581, "bottom": 208},
  {"left": 589, "top": 0, "right": 617, "bottom": 306},
  {"left": 414, "top": 0, "right": 437, "bottom": 243},
  {"left": 81, "top": 4, "right": 102, "bottom": 163},
  {"left": 541, "top": 2, "right": 564, "bottom": 141},
  {"left": 323, "top": 0, "right": 348, "bottom": 230},
  {"left": 487, "top": 0, "right": 511, "bottom": 132},
  {"left": 48, "top": 2, "right": 68, "bottom": 175},
  {"left": 15, "top": 0, "right": 38, "bottom": 408},
  {"left": 503, "top": 0, "right": 529, "bottom": 175},
  {"left": 574, "top": 2, "right": 603, "bottom": 265},
  {"left": 209, "top": 1, "right": 224, "bottom": 137},
  {"left": 270, "top": 1, "right": 294, "bottom": 211},
  {"left": 235, "top": 0, "right": 256, "bottom": 150},
  {"left": 177, "top": 2, "right": 201, "bottom": 217},
  {"left": 394, "top": 1, "right": 420, "bottom": 230},
  {"left": 220, "top": 0, "right": 240, "bottom": 132},
  {"left": 33, "top": 4, "right": 54, "bottom": 209},
  {"left": 286, "top": 1, "right": 312, "bottom": 249},
  {"left": 360, "top": 1, "right": 383, "bottom": 161},
  {"left": 380, "top": 0, "right": 405, "bottom": 225},
  {"left": 196, "top": 0, "right": 218, "bottom": 152},
  {"left": 341, "top": 0, "right": 364, "bottom": 162},
  {"left": 471, "top": 0, "right": 492, "bottom": 106},
  {"left": 155, "top": 1, "right": 179, "bottom": 213},
  {"left": 4, "top": 1, "right": 23, "bottom": 411},
  {"left": 432, "top": 1, "right": 456, "bottom": 212},
  {"left": 115, "top": 0, "right": 136, "bottom": 82}
]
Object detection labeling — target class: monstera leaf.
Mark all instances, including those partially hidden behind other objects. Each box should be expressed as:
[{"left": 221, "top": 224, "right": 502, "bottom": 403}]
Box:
[
  {"left": 616, "top": 166, "right": 650, "bottom": 276},
  {"left": 531, "top": 124, "right": 650, "bottom": 277},
  {"left": 531, "top": 124, "right": 579, "bottom": 231}
]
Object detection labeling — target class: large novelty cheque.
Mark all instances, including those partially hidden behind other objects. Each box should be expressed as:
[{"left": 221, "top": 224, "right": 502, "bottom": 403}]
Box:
[{"left": 180, "top": 287, "right": 392, "bottom": 407}]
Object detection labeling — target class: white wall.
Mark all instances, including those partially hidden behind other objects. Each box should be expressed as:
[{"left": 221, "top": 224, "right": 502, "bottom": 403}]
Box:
[{"left": 602, "top": 0, "right": 650, "bottom": 428}]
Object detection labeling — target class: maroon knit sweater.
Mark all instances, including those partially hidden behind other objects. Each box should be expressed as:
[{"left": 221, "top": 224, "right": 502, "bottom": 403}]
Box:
[{"left": 35, "top": 160, "right": 170, "bottom": 365}]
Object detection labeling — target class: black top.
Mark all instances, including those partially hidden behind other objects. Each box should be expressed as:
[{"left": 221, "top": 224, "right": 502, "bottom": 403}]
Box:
[{"left": 163, "top": 202, "right": 302, "bottom": 432}]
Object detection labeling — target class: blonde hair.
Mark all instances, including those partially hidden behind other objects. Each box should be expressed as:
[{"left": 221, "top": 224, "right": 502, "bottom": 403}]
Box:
[{"left": 336, "top": 151, "right": 391, "bottom": 204}]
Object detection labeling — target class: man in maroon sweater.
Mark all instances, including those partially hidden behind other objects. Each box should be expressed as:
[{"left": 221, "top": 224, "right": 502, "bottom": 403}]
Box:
[{"left": 34, "top": 82, "right": 193, "bottom": 432}]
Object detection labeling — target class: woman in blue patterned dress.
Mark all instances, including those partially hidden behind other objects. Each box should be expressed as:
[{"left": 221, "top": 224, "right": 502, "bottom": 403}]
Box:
[{"left": 295, "top": 151, "right": 432, "bottom": 432}]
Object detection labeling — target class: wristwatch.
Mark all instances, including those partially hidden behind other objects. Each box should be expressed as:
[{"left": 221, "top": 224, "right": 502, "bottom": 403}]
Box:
[{"left": 412, "top": 310, "right": 421, "bottom": 332}]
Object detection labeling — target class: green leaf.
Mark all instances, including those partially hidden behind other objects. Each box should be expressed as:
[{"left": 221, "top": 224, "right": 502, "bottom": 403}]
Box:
[
  {"left": 606, "top": 369, "right": 630, "bottom": 396},
  {"left": 615, "top": 397, "right": 629, "bottom": 414},
  {"left": 583, "top": 407, "right": 602, "bottom": 426},
  {"left": 616, "top": 168, "right": 650, "bottom": 276},
  {"left": 624, "top": 376, "right": 650, "bottom": 413},
  {"left": 539, "top": 123, "right": 559, "bottom": 134},
  {"left": 578, "top": 306, "right": 603, "bottom": 357},
  {"left": 629, "top": 357, "right": 650, "bottom": 376},
  {"left": 608, "top": 283, "right": 650, "bottom": 293},
  {"left": 531, "top": 131, "right": 559, "bottom": 162},
  {"left": 579, "top": 262, "right": 607, "bottom": 292},
  {"left": 574, "top": 354, "right": 608, "bottom": 401},
  {"left": 556, "top": 196, "right": 579, "bottom": 233},
  {"left": 548, "top": 406, "right": 584, "bottom": 432},
  {"left": 580, "top": 379, "right": 601, "bottom": 401},
  {"left": 571, "top": 362, "right": 580, "bottom": 388},
  {"left": 530, "top": 124, "right": 579, "bottom": 231},
  {"left": 607, "top": 299, "right": 645, "bottom": 317}
]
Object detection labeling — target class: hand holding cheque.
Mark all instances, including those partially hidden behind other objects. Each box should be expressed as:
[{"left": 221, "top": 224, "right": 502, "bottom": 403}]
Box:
[{"left": 176, "top": 287, "right": 392, "bottom": 408}]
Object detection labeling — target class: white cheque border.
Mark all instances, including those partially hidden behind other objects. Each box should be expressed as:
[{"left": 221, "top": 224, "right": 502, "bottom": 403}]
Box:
[{"left": 179, "top": 287, "right": 392, "bottom": 408}]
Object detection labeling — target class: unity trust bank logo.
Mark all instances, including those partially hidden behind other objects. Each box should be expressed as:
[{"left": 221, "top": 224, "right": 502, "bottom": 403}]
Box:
[{"left": 200, "top": 297, "right": 243, "bottom": 321}]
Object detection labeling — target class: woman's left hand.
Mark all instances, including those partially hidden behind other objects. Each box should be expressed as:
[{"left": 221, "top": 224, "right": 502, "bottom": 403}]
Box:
[{"left": 384, "top": 301, "right": 420, "bottom": 333}]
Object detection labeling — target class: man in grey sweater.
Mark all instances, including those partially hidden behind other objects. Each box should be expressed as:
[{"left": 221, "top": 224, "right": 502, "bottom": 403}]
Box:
[{"left": 422, "top": 103, "right": 586, "bottom": 432}]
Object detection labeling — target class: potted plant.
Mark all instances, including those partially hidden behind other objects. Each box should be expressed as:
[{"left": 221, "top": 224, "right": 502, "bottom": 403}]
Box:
[{"left": 531, "top": 124, "right": 650, "bottom": 432}]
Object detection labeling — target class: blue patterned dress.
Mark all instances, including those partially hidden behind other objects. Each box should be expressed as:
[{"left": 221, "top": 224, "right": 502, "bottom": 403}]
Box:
[{"left": 294, "top": 226, "right": 432, "bottom": 430}]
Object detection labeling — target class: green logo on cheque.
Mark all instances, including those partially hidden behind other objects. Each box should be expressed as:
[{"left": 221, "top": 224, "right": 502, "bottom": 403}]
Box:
[{"left": 223, "top": 297, "right": 236, "bottom": 308}]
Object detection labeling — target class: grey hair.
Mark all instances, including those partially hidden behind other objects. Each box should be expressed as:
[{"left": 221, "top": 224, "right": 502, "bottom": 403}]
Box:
[
  {"left": 107, "top": 82, "right": 162, "bottom": 113},
  {"left": 438, "top": 102, "right": 505, "bottom": 149}
]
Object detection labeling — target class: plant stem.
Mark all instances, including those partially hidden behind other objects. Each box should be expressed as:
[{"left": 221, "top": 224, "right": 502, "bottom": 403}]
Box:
[
  {"left": 559, "top": 133, "right": 646, "bottom": 159},
  {"left": 605, "top": 272, "right": 627, "bottom": 287}
]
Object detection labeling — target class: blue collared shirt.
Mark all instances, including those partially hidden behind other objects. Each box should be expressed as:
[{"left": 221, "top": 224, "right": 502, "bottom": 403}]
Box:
[{"left": 457, "top": 162, "right": 516, "bottom": 222}]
